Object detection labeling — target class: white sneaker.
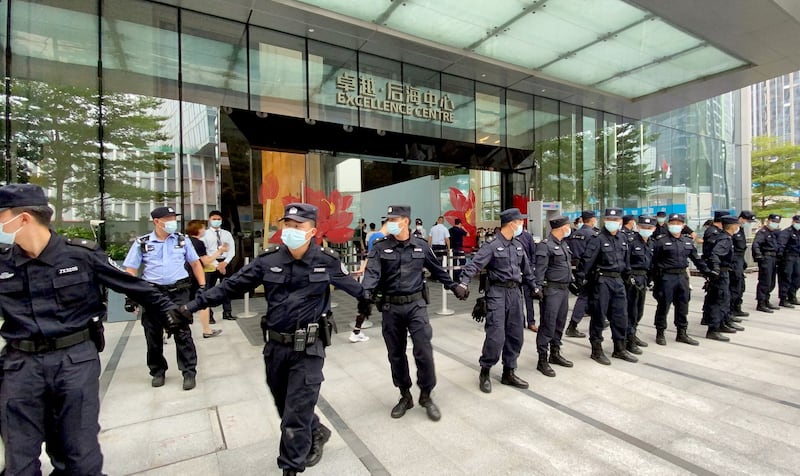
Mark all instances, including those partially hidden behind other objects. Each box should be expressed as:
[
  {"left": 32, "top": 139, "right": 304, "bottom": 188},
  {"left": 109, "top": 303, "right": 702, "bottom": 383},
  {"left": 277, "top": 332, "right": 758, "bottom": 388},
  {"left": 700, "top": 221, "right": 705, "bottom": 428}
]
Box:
[
  {"left": 361, "top": 320, "right": 374, "bottom": 329},
  {"left": 349, "top": 332, "right": 370, "bottom": 343}
]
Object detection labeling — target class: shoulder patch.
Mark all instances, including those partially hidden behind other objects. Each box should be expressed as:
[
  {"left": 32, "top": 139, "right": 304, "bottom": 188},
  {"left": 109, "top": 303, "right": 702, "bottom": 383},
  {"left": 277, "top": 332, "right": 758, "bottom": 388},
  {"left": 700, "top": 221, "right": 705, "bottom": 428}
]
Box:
[
  {"left": 66, "top": 238, "right": 99, "bottom": 250},
  {"left": 486, "top": 235, "right": 497, "bottom": 243},
  {"left": 136, "top": 234, "right": 150, "bottom": 243},
  {"left": 260, "top": 244, "right": 281, "bottom": 256},
  {"left": 0, "top": 244, "right": 10, "bottom": 253},
  {"left": 321, "top": 247, "right": 341, "bottom": 260}
]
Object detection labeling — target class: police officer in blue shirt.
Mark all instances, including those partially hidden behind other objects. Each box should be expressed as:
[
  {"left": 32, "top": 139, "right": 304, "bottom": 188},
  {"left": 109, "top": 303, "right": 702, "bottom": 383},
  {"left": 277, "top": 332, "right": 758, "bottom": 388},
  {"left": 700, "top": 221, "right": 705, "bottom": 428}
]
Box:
[
  {"left": 179, "top": 203, "right": 370, "bottom": 476},
  {"left": 124, "top": 206, "right": 204, "bottom": 390},
  {"left": 362, "top": 205, "right": 467, "bottom": 421},
  {"left": 459, "top": 208, "right": 535, "bottom": 392},
  {"left": 0, "top": 184, "right": 178, "bottom": 476}
]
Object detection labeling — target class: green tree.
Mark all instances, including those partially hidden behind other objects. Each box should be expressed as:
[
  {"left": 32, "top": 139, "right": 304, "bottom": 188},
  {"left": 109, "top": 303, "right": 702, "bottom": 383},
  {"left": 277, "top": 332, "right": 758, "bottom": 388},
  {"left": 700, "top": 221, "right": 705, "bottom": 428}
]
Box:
[
  {"left": 751, "top": 136, "right": 800, "bottom": 218},
  {"left": 6, "top": 79, "right": 175, "bottom": 226}
]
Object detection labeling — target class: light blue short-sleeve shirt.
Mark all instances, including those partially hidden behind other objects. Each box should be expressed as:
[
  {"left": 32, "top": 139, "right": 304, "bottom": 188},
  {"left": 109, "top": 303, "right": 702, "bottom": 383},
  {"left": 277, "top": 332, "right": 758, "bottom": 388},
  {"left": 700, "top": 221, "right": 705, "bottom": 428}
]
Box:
[{"left": 123, "top": 232, "right": 199, "bottom": 285}]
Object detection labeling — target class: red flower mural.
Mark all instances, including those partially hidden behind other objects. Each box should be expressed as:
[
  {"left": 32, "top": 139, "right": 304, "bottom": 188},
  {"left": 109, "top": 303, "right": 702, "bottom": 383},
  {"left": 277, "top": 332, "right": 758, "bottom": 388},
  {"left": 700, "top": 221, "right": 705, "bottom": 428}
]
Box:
[
  {"left": 512, "top": 194, "right": 528, "bottom": 215},
  {"left": 269, "top": 187, "right": 355, "bottom": 245},
  {"left": 444, "top": 187, "right": 477, "bottom": 250}
]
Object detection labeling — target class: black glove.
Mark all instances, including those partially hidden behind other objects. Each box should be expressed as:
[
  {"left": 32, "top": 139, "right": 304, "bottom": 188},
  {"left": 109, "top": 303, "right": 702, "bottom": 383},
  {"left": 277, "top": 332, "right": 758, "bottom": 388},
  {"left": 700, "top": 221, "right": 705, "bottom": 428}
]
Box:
[
  {"left": 166, "top": 305, "right": 194, "bottom": 336},
  {"left": 530, "top": 287, "right": 543, "bottom": 300},
  {"left": 88, "top": 316, "right": 105, "bottom": 352},
  {"left": 357, "top": 299, "right": 372, "bottom": 317},
  {"left": 628, "top": 276, "right": 637, "bottom": 287},
  {"left": 471, "top": 297, "right": 487, "bottom": 323},
  {"left": 754, "top": 255, "right": 763, "bottom": 263},
  {"left": 453, "top": 283, "right": 469, "bottom": 300},
  {"left": 568, "top": 281, "right": 581, "bottom": 296},
  {"left": 707, "top": 269, "right": 721, "bottom": 280},
  {"left": 124, "top": 297, "right": 138, "bottom": 313}
]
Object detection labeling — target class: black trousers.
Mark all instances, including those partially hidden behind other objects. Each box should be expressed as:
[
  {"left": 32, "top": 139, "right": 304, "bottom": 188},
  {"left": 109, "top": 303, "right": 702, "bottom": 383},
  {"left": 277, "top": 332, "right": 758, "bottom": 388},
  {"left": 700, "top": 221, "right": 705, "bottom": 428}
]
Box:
[
  {"left": 264, "top": 340, "right": 325, "bottom": 472},
  {"left": 205, "top": 269, "right": 232, "bottom": 314},
  {"left": 756, "top": 256, "right": 778, "bottom": 302},
  {"left": 141, "top": 287, "right": 197, "bottom": 377},
  {"left": 480, "top": 286, "right": 525, "bottom": 369},
  {"left": 523, "top": 284, "right": 536, "bottom": 326},
  {"left": 625, "top": 274, "right": 647, "bottom": 334},
  {"left": 654, "top": 272, "right": 691, "bottom": 330},
  {"left": 779, "top": 255, "right": 800, "bottom": 301},
  {"left": 1, "top": 340, "right": 103, "bottom": 476},
  {"left": 703, "top": 273, "right": 730, "bottom": 329},
  {"left": 536, "top": 286, "right": 569, "bottom": 354},
  {"left": 570, "top": 291, "right": 589, "bottom": 324},
  {"left": 588, "top": 276, "right": 627, "bottom": 343},
  {"left": 381, "top": 299, "right": 436, "bottom": 392},
  {"left": 729, "top": 254, "right": 745, "bottom": 311}
]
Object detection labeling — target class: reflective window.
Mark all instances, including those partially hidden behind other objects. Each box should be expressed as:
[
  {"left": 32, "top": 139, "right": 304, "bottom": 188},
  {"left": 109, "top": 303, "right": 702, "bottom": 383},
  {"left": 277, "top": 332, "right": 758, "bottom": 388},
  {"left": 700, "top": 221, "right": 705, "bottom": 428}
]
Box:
[
  {"left": 358, "top": 53, "right": 403, "bottom": 134},
  {"left": 249, "top": 27, "right": 306, "bottom": 118},
  {"left": 307, "top": 40, "right": 359, "bottom": 126},
  {"left": 441, "top": 74, "right": 474, "bottom": 143},
  {"left": 476, "top": 83, "right": 505, "bottom": 147},
  {"left": 506, "top": 90, "right": 534, "bottom": 150},
  {"left": 402, "top": 65, "right": 442, "bottom": 138}
]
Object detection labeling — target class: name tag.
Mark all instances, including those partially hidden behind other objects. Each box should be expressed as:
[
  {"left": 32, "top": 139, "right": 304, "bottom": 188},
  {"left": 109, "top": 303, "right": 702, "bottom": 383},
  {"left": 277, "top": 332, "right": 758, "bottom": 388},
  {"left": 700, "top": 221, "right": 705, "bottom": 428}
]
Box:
[
  {"left": 383, "top": 249, "right": 394, "bottom": 253},
  {"left": 270, "top": 266, "right": 282, "bottom": 272},
  {"left": 497, "top": 247, "right": 504, "bottom": 251},
  {"left": 145, "top": 245, "right": 155, "bottom": 252},
  {"left": 58, "top": 266, "right": 78, "bottom": 275},
  {"left": 414, "top": 248, "right": 423, "bottom": 252},
  {"left": 313, "top": 267, "right": 326, "bottom": 273}
]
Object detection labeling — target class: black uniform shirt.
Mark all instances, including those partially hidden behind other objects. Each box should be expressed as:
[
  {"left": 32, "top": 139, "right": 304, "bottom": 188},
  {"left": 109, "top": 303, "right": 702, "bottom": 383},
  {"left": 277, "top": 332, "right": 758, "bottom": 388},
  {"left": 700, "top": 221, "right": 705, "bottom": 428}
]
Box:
[
  {"left": 702, "top": 225, "right": 722, "bottom": 259},
  {"left": 576, "top": 229, "right": 630, "bottom": 282},
  {"left": 778, "top": 226, "right": 800, "bottom": 256},
  {"left": 362, "top": 235, "right": 455, "bottom": 295},
  {"left": 533, "top": 234, "right": 573, "bottom": 288},
  {"left": 0, "top": 232, "right": 176, "bottom": 340},
  {"left": 652, "top": 233, "right": 709, "bottom": 273},
  {"left": 460, "top": 233, "right": 535, "bottom": 288},
  {"left": 629, "top": 233, "right": 653, "bottom": 271},
  {"left": 189, "top": 244, "right": 365, "bottom": 333},
  {"left": 705, "top": 232, "right": 733, "bottom": 272},
  {"left": 568, "top": 224, "right": 598, "bottom": 262},
  {"left": 732, "top": 227, "right": 747, "bottom": 256},
  {"left": 752, "top": 226, "right": 780, "bottom": 259}
]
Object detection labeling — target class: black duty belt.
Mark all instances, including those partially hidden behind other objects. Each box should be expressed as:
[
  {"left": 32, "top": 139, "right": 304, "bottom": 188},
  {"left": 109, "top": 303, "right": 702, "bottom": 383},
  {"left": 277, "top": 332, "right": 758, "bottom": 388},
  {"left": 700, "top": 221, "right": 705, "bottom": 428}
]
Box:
[
  {"left": 630, "top": 269, "right": 648, "bottom": 275},
  {"left": 268, "top": 328, "right": 319, "bottom": 345},
  {"left": 597, "top": 271, "right": 621, "bottom": 278},
  {"left": 385, "top": 292, "right": 424, "bottom": 304},
  {"left": 719, "top": 266, "right": 731, "bottom": 272},
  {"left": 154, "top": 278, "right": 192, "bottom": 293},
  {"left": 9, "top": 329, "right": 91, "bottom": 353},
  {"left": 763, "top": 252, "right": 777, "bottom": 257},
  {"left": 490, "top": 280, "right": 520, "bottom": 288},
  {"left": 544, "top": 282, "right": 569, "bottom": 289},
  {"left": 662, "top": 268, "right": 687, "bottom": 274}
]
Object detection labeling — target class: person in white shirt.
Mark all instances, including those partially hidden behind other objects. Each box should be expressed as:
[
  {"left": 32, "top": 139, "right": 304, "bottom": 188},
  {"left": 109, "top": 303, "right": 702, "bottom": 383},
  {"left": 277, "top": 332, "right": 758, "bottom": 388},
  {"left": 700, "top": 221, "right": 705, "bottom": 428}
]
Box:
[
  {"left": 429, "top": 216, "right": 450, "bottom": 260},
  {"left": 202, "top": 210, "right": 237, "bottom": 321}
]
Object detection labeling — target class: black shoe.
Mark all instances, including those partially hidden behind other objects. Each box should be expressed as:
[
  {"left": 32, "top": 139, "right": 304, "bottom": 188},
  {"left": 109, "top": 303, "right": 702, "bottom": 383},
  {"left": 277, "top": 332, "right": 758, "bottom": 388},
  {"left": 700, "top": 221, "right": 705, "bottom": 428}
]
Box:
[
  {"left": 501, "top": 368, "right": 529, "bottom": 388},
  {"left": 306, "top": 423, "right": 332, "bottom": 466},
  {"left": 757, "top": 301, "right": 774, "bottom": 313},
  {"left": 391, "top": 391, "right": 414, "bottom": 418},
  {"left": 725, "top": 321, "right": 745, "bottom": 331},
  {"left": 479, "top": 368, "right": 492, "bottom": 393},
  {"left": 283, "top": 470, "right": 297, "bottom": 476},
  {"left": 655, "top": 329, "right": 666, "bottom": 346},
  {"left": 590, "top": 341, "right": 610, "bottom": 365},
  {"left": 676, "top": 329, "right": 699, "bottom": 346},
  {"left": 626, "top": 337, "right": 642, "bottom": 355},
  {"left": 602, "top": 319, "right": 610, "bottom": 329},
  {"left": 537, "top": 354, "right": 556, "bottom": 377},
  {"left": 151, "top": 374, "right": 165, "bottom": 388},
  {"left": 632, "top": 331, "right": 648, "bottom": 347},
  {"left": 780, "top": 300, "right": 795, "bottom": 308},
  {"left": 718, "top": 324, "right": 737, "bottom": 333},
  {"left": 611, "top": 341, "right": 638, "bottom": 363},
  {"left": 419, "top": 392, "right": 441, "bottom": 421},
  {"left": 209, "top": 315, "right": 216, "bottom": 324},
  {"left": 182, "top": 374, "right": 196, "bottom": 391},
  {"left": 223, "top": 312, "right": 237, "bottom": 320},
  {"left": 731, "top": 309, "right": 749, "bottom": 318},
  {"left": 706, "top": 330, "right": 730, "bottom": 342},
  {"left": 729, "top": 315, "right": 744, "bottom": 322},
  {"left": 548, "top": 346, "right": 573, "bottom": 367},
  {"left": 565, "top": 321, "right": 585, "bottom": 338},
  {"left": 767, "top": 301, "right": 780, "bottom": 310}
]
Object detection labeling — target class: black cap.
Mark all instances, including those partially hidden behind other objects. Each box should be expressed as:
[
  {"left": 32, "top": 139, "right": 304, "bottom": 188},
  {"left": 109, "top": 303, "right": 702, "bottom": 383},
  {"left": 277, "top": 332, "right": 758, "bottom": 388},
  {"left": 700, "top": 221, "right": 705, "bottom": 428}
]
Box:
[
  {"left": 573, "top": 217, "right": 582, "bottom": 225},
  {"left": 208, "top": 210, "right": 222, "bottom": 218},
  {"left": 721, "top": 215, "right": 739, "bottom": 225},
  {"left": 384, "top": 205, "right": 410, "bottom": 219},
  {"left": 0, "top": 184, "right": 48, "bottom": 211},
  {"left": 415, "top": 217, "right": 423, "bottom": 224},
  {"left": 738, "top": 210, "right": 756, "bottom": 220},
  {"left": 768, "top": 214, "right": 782, "bottom": 222},
  {"left": 656, "top": 211, "right": 667, "bottom": 217},
  {"left": 151, "top": 206, "right": 180, "bottom": 219},
  {"left": 713, "top": 210, "right": 730, "bottom": 222},
  {"left": 604, "top": 208, "right": 623, "bottom": 218},
  {"left": 668, "top": 213, "right": 685, "bottom": 222},
  {"left": 622, "top": 214, "right": 635, "bottom": 225},
  {"left": 500, "top": 208, "right": 526, "bottom": 224},
  {"left": 581, "top": 210, "right": 595, "bottom": 221},
  {"left": 279, "top": 203, "right": 318, "bottom": 223},
  {"left": 638, "top": 216, "right": 656, "bottom": 226},
  {"left": 549, "top": 215, "right": 570, "bottom": 229}
]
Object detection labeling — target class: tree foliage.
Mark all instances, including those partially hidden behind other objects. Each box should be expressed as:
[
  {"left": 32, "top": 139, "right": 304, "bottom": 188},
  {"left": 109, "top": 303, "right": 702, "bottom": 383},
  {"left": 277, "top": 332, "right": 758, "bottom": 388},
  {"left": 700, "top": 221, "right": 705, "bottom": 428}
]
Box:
[{"left": 751, "top": 136, "right": 800, "bottom": 218}]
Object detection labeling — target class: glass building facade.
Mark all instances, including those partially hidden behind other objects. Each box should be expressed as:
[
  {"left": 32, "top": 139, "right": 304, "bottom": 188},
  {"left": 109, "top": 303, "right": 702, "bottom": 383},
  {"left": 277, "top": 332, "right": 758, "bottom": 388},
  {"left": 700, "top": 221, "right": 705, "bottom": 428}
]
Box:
[{"left": 0, "top": 0, "right": 746, "bottom": 255}]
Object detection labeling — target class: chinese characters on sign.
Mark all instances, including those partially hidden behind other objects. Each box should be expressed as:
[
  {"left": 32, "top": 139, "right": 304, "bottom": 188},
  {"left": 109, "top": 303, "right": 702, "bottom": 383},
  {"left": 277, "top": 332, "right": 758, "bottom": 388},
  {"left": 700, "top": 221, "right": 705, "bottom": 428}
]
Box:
[{"left": 335, "top": 72, "right": 455, "bottom": 123}]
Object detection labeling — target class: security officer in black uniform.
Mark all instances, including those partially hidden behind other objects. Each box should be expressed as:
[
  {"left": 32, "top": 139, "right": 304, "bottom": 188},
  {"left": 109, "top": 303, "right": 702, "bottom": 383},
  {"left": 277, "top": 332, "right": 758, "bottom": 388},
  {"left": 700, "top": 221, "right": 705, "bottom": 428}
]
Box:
[
  {"left": 777, "top": 215, "right": 800, "bottom": 307},
  {"left": 124, "top": 206, "right": 204, "bottom": 390},
  {"left": 702, "top": 215, "right": 742, "bottom": 341},
  {"left": 653, "top": 211, "right": 669, "bottom": 238},
  {"left": 0, "top": 184, "right": 180, "bottom": 476},
  {"left": 565, "top": 210, "right": 598, "bottom": 338},
  {"left": 362, "top": 205, "right": 467, "bottom": 421},
  {"left": 460, "top": 208, "right": 535, "bottom": 392},
  {"left": 620, "top": 215, "right": 636, "bottom": 241},
  {"left": 625, "top": 216, "right": 656, "bottom": 355},
  {"left": 517, "top": 227, "right": 538, "bottom": 332},
  {"left": 730, "top": 210, "right": 755, "bottom": 318},
  {"left": 702, "top": 210, "right": 728, "bottom": 249},
  {"left": 752, "top": 214, "right": 783, "bottom": 312},
  {"left": 651, "top": 213, "right": 709, "bottom": 345},
  {"left": 576, "top": 208, "right": 636, "bottom": 365},
  {"left": 532, "top": 215, "right": 574, "bottom": 377},
  {"left": 180, "top": 203, "right": 371, "bottom": 476}
]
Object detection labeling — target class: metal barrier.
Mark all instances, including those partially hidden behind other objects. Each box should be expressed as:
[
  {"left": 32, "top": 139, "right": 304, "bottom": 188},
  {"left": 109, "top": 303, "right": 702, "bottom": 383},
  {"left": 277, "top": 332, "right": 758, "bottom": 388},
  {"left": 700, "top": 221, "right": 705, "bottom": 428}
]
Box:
[{"left": 236, "top": 257, "right": 258, "bottom": 318}]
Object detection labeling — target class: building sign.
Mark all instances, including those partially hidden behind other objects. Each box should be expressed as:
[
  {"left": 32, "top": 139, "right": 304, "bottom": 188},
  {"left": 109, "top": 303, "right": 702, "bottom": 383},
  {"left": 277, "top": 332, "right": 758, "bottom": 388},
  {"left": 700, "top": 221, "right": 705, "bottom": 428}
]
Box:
[{"left": 335, "top": 72, "right": 455, "bottom": 123}]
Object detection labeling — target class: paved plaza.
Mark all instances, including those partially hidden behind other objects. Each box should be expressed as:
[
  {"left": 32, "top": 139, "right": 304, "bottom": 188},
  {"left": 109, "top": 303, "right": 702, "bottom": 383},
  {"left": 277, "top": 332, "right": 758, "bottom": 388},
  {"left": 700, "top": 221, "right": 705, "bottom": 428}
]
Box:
[{"left": 19, "top": 274, "right": 800, "bottom": 475}]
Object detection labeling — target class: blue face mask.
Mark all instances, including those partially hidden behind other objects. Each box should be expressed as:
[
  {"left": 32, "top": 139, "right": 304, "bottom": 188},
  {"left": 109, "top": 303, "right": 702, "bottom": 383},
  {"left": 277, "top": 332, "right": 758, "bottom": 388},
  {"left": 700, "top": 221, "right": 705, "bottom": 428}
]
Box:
[
  {"left": 563, "top": 226, "right": 571, "bottom": 238},
  {"left": 163, "top": 220, "right": 178, "bottom": 234},
  {"left": 387, "top": 221, "right": 403, "bottom": 236},
  {"left": 668, "top": 224, "right": 683, "bottom": 235},
  {"left": 604, "top": 221, "right": 621, "bottom": 233},
  {"left": 656, "top": 217, "right": 666, "bottom": 225},
  {"left": 0, "top": 214, "right": 22, "bottom": 245},
  {"left": 210, "top": 219, "right": 222, "bottom": 228},
  {"left": 638, "top": 229, "right": 654, "bottom": 239},
  {"left": 281, "top": 227, "right": 311, "bottom": 249},
  {"left": 769, "top": 222, "right": 781, "bottom": 231},
  {"left": 794, "top": 223, "right": 800, "bottom": 231},
  {"left": 513, "top": 224, "right": 523, "bottom": 237}
]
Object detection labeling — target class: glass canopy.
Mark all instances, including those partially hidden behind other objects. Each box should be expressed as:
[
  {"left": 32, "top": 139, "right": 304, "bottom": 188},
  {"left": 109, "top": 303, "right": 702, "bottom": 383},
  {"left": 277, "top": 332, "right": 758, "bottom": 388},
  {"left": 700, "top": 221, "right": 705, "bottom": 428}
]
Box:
[{"left": 296, "top": 0, "right": 747, "bottom": 99}]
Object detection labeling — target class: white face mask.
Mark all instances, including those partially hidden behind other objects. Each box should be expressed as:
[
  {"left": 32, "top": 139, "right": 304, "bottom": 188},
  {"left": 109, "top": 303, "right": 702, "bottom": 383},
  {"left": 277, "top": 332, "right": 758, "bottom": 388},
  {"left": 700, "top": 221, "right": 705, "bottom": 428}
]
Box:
[
  {"left": 0, "top": 214, "right": 23, "bottom": 245},
  {"left": 562, "top": 226, "right": 571, "bottom": 238}
]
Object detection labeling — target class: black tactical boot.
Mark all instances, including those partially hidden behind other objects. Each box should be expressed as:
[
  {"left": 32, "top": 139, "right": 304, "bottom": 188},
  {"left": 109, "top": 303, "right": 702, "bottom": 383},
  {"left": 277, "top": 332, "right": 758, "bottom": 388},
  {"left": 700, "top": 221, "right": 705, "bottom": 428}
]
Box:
[
  {"left": 729, "top": 314, "right": 744, "bottom": 322},
  {"left": 757, "top": 301, "right": 774, "bottom": 313},
  {"left": 537, "top": 353, "right": 556, "bottom": 377},
  {"left": 565, "top": 320, "right": 585, "bottom": 338},
  {"left": 390, "top": 389, "right": 414, "bottom": 418},
  {"left": 779, "top": 300, "right": 795, "bottom": 308},
  {"left": 655, "top": 329, "right": 666, "bottom": 346},
  {"left": 611, "top": 340, "right": 638, "bottom": 363},
  {"left": 548, "top": 346, "right": 573, "bottom": 367},
  {"left": 719, "top": 323, "right": 737, "bottom": 333},
  {"left": 306, "top": 423, "right": 332, "bottom": 467},
  {"left": 632, "top": 329, "right": 648, "bottom": 347},
  {"left": 479, "top": 367, "right": 492, "bottom": 393},
  {"left": 732, "top": 306, "right": 749, "bottom": 317},
  {"left": 767, "top": 301, "right": 780, "bottom": 310},
  {"left": 501, "top": 368, "right": 529, "bottom": 389},
  {"left": 725, "top": 321, "right": 745, "bottom": 331},
  {"left": 590, "top": 341, "right": 611, "bottom": 365},
  {"left": 676, "top": 328, "right": 699, "bottom": 346},
  {"left": 283, "top": 470, "right": 297, "bottom": 476},
  {"left": 419, "top": 391, "right": 441, "bottom": 421},
  {"left": 706, "top": 329, "right": 730, "bottom": 341},
  {"left": 626, "top": 336, "right": 642, "bottom": 355}
]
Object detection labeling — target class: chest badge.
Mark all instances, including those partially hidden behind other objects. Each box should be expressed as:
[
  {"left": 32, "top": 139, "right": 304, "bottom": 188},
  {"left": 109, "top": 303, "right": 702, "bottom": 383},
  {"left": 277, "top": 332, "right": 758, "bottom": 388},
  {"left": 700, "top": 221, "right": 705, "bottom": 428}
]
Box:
[
  {"left": 0, "top": 272, "right": 14, "bottom": 279},
  {"left": 383, "top": 249, "right": 394, "bottom": 253},
  {"left": 413, "top": 248, "right": 423, "bottom": 252},
  {"left": 145, "top": 245, "right": 155, "bottom": 252},
  {"left": 270, "top": 266, "right": 282, "bottom": 272},
  {"left": 497, "top": 247, "right": 504, "bottom": 251}
]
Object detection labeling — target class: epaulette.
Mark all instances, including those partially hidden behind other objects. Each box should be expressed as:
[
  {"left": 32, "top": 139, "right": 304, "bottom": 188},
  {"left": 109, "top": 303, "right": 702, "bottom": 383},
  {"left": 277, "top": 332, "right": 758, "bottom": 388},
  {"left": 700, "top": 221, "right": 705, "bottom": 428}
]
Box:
[
  {"left": 66, "top": 237, "right": 99, "bottom": 250},
  {"left": 654, "top": 234, "right": 667, "bottom": 241},
  {"left": 321, "top": 246, "right": 340, "bottom": 260},
  {"left": 136, "top": 234, "right": 150, "bottom": 244},
  {"left": 0, "top": 244, "right": 10, "bottom": 253},
  {"left": 485, "top": 235, "right": 496, "bottom": 243},
  {"left": 259, "top": 244, "right": 281, "bottom": 256}
]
